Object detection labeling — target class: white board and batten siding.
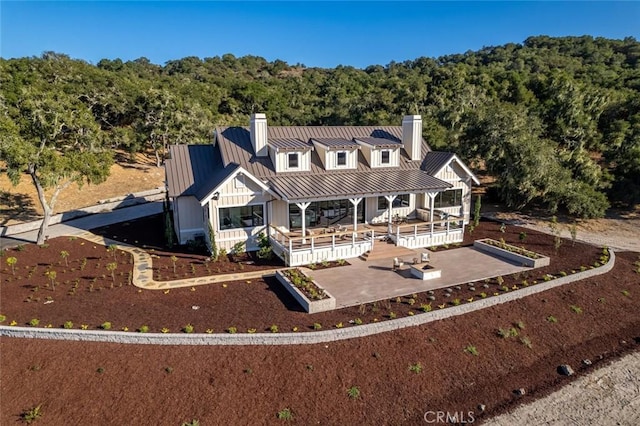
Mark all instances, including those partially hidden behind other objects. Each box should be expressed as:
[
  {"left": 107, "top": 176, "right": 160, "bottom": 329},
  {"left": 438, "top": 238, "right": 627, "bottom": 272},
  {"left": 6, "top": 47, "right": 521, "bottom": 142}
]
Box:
[
  {"left": 312, "top": 144, "right": 358, "bottom": 170},
  {"left": 208, "top": 174, "right": 275, "bottom": 251},
  {"left": 175, "top": 196, "right": 207, "bottom": 244},
  {"left": 269, "top": 147, "right": 312, "bottom": 173},
  {"left": 432, "top": 161, "right": 473, "bottom": 223}
]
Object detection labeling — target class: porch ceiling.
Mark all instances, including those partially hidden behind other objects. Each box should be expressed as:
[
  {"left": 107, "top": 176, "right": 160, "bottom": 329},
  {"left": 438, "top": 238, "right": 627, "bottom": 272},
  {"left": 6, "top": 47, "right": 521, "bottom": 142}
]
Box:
[{"left": 268, "top": 169, "right": 452, "bottom": 202}]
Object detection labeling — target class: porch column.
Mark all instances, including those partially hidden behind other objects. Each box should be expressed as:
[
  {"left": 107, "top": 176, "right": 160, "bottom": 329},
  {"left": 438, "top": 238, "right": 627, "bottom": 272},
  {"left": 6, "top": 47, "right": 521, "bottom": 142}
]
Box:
[
  {"left": 296, "top": 202, "right": 311, "bottom": 244},
  {"left": 349, "top": 198, "right": 362, "bottom": 231},
  {"left": 426, "top": 192, "right": 438, "bottom": 236},
  {"left": 385, "top": 195, "right": 397, "bottom": 234}
]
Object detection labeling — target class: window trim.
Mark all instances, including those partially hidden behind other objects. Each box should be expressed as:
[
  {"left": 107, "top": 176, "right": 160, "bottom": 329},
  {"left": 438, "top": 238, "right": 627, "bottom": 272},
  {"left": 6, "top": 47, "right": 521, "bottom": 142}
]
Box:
[
  {"left": 336, "top": 151, "right": 347, "bottom": 167},
  {"left": 377, "top": 194, "right": 410, "bottom": 211},
  {"left": 287, "top": 152, "right": 299, "bottom": 169},
  {"left": 218, "top": 203, "right": 265, "bottom": 231},
  {"left": 380, "top": 149, "right": 391, "bottom": 165},
  {"left": 433, "top": 189, "right": 463, "bottom": 209}
]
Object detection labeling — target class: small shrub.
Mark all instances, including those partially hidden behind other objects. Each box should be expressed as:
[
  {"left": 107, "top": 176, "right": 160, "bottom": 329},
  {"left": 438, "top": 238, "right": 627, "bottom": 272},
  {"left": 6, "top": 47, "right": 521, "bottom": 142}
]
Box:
[
  {"left": 420, "top": 303, "right": 432, "bottom": 312},
  {"left": 546, "top": 315, "right": 558, "bottom": 323},
  {"left": 0, "top": 314, "right": 6, "bottom": 323},
  {"left": 451, "top": 299, "right": 461, "bottom": 306},
  {"left": 515, "top": 321, "right": 525, "bottom": 330},
  {"left": 183, "top": 324, "right": 194, "bottom": 333},
  {"left": 464, "top": 345, "right": 479, "bottom": 356},
  {"left": 388, "top": 311, "right": 397, "bottom": 319},
  {"left": 270, "top": 324, "right": 279, "bottom": 333},
  {"left": 63, "top": 321, "right": 73, "bottom": 329},
  {"left": 313, "top": 323, "right": 322, "bottom": 330},
  {"left": 570, "top": 305, "right": 583, "bottom": 314},
  {"left": 408, "top": 362, "right": 423, "bottom": 374},
  {"left": 161, "top": 328, "right": 170, "bottom": 333},
  {"left": 138, "top": 325, "right": 149, "bottom": 333},
  {"left": 277, "top": 408, "right": 293, "bottom": 421},
  {"left": 100, "top": 322, "right": 112, "bottom": 330},
  {"left": 165, "top": 367, "right": 174, "bottom": 374},
  {"left": 227, "top": 326, "right": 238, "bottom": 334},
  {"left": 520, "top": 336, "right": 533, "bottom": 349},
  {"left": 96, "top": 367, "right": 105, "bottom": 374},
  {"left": 497, "top": 328, "right": 511, "bottom": 339},
  {"left": 518, "top": 232, "right": 527, "bottom": 242},
  {"left": 479, "top": 292, "right": 487, "bottom": 298},
  {"left": 29, "top": 318, "right": 40, "bottom": 327},
  {"left": 337, "top": 259, "right": 346, "bottom": 266},
  {"left": 247, "top": 328, "right": 257, "bottom": 333},
  {"left": 354, "top": 318, "right": 363, "bottom": 325},
  {"left": 621, "top": 290, "right": 630, "bottom": 297},
  {"left": 335, "top": 322, "right": 343, "bottom": 328},
  {"left": 20, "top": 404, "right": 43, "bottom": 424},
  {"left": 347, "top": 386, "right": 361, "bottom": 399}
]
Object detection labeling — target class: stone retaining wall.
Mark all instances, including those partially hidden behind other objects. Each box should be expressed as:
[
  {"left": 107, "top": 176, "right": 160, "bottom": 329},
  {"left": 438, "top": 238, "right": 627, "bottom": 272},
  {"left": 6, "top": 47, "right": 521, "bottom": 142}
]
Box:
[{"left": 0, "top": 250, "right": 615, "bottom": 346}]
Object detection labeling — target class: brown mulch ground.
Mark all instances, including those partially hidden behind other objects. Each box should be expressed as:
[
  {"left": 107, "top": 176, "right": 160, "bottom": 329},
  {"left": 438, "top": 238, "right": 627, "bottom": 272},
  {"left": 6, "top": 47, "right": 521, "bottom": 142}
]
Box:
[{"left": 1, "top": 217, "right": 639, "bottom": 425}]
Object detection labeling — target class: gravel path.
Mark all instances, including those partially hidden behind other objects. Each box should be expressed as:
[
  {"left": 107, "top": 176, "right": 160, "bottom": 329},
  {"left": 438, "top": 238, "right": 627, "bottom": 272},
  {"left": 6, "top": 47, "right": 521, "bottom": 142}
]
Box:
[{"left": 484, "top": 350, "right": 640, "bottom": 425}]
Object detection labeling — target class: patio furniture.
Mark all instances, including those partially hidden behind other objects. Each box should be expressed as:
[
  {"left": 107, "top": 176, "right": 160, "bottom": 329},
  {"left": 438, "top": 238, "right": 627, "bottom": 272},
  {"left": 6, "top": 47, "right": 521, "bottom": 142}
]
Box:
[{"left": 421, "top": 252, "right": 430, "bottom": 263}]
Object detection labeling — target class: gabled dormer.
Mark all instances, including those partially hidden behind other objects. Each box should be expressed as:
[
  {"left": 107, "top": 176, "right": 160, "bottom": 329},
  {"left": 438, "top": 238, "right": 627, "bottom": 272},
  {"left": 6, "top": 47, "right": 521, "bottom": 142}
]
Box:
[
  {"left": 355, "top": 137, "right": 402, "bottom": 168},
  {"left": 311, "top": 138, "right": 359, "bottom": 170},
  {"left": 268, "top": 138, "right": 313, "bottom": 173}
]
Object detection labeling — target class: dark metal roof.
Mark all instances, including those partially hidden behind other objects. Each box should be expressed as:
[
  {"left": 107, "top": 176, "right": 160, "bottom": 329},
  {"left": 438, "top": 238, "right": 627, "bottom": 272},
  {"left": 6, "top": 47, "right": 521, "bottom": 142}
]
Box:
[
  {"left": 215, "top": 125, "right": 427, "bottom": 179},
  {"left": 268, "top": 138, "right": 312, "bottom": 151},
  {"left": 355, "top": 137, "right": 403, "bottom": 148},
  {"left": 268, "top": 169, "right": 452, "bottom": 202},
  {"left": 165, "top": 144, "right": 235, "bottom": 201},
  {"left": 421, "top": 151, "right": 456, "bottom": 176},
  {"left": 311, "top": 137, "right": 359, "bottom": 150}
]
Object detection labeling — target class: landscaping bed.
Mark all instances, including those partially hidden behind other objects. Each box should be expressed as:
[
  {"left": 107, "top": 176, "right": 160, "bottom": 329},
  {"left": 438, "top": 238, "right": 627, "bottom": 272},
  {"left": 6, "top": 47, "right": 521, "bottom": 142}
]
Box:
[
  {"left": 1, "top": 249, "right": 639, "bottom": 425},
  {"left": 276, "top": 268, "right": 336, "bottom": 313}
]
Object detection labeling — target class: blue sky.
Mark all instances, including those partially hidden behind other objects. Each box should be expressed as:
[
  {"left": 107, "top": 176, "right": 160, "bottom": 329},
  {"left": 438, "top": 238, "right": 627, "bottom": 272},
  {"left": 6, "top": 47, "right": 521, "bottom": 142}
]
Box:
[{"left": 1, "top": 1, "right": 639, "bottom": 68}]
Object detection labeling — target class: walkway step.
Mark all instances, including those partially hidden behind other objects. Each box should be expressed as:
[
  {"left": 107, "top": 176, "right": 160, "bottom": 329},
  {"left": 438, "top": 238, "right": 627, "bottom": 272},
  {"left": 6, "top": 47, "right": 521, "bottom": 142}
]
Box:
[{"left": 361, "top": 243, "right": 417, "bottom": 261}]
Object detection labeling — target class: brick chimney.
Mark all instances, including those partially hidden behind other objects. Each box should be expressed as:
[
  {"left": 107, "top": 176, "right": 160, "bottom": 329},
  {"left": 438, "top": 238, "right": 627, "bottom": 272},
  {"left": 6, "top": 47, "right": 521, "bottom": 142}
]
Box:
[
  {"left": 250, "top": 113, "right": 268, "bottom": 157},
  {"left": 402, "top": 115, "right": 423, "bottom": 161}
]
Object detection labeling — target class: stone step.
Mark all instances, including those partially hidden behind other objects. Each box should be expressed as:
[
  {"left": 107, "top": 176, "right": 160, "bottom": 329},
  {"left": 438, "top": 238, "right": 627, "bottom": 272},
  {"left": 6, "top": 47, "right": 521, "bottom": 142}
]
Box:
[{"left": 361, "top": 243, "right": 417, "bottom": 261}]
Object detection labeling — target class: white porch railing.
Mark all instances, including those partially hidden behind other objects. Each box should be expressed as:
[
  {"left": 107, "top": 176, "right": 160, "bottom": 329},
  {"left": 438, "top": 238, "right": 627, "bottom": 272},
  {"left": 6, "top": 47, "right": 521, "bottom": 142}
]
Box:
[
  {"left": 268, "top": 225, "right": 375, "bottom": 266},
  {"left": 390, "top": 216, "right": 465, "bottom": 249}
]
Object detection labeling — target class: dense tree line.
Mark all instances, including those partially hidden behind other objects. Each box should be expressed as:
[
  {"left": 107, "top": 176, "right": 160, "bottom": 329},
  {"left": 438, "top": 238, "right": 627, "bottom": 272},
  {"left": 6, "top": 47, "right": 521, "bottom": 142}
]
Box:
[{"left": 1, "top": 35, "right": 639, "bottom": 241}]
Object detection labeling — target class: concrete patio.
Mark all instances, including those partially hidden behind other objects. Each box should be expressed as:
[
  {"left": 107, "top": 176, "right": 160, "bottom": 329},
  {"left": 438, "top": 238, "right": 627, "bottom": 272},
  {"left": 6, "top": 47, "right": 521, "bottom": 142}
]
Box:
[{"left": 309, "top": 247, "right": 535, "bottom": 308}]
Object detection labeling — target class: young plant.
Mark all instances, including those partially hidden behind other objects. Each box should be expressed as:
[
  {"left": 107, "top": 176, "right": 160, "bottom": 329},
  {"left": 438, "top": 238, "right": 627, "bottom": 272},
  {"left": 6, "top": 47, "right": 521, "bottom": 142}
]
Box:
[
  {"left": 464, "top": 345, "right": 479, "bottom": 356},
  {"left": 20, "top": 404, "right": 43, "bottom": 424},
  {"left": 44, "top": 270, "right": 57, "bottom": 291},
  {"left": 408, "top": 362, "right": 423, "bottom": 374},
  {"left": 60, "top": 250, "right": 69, "bottom": 266},
  {"left": 518, "top": 232, "right": 527, "bottom": 242},
  {"left": 100, "top": 321, "right": 112, "bottom": 330},
  {"left": 347, "top": 385, "right": 361, "bottom": 399},
  {"left": 107, "top": 244, "right": 118, "bottom": 259},
  {"left": 277, "top": 408, "right": 293, "bottom": 421},
  {"left": 29, "top": 318, "right": 40, "bottom": 327},
  {"left": 63, "top": 321, "right": 73, "bottom": 329},
  {"left": 106, "top": 262, "right": 117, "bottom": 287},
  {"left": 183, "top": 324, "right": 194, "bottom": 333},
  {"left": 546, "top": 315, "right": 558, "bottom": 323},
  {"left": 313, "top": 323, "right": 322, "bottom": 330},
  {"left": 138, "top": 325, "right": 149, "bottom": 333},
  {"left": 270, "top": 324, "right": 279, "bottom": 333},
  {"left": 227, "top": 326, "right": 238, "bottom": 334},
  {"left": 520, "top": 336, "right": 533, "bottom": 349},
  {"left": 570, "top": 305, "right": 583, "bottom": 314},
  {"left": 170, "top": 255, "right": 178, "bottom": 274},
  {"left": 420, "top": 303, "right": 433, "bottom": 312}
]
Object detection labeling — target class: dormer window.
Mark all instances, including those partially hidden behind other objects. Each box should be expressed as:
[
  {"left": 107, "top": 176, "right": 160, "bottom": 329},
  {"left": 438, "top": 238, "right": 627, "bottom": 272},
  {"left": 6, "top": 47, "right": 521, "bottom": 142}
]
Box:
[
  {"left": 288, "top": 153, "right": 299, "bottom": 169},
  {"left": 337, "top": 151, "right": 347, "bottom": 166},
  {"left": 381, "top": 150, "right": 391, "bottom": 165}
]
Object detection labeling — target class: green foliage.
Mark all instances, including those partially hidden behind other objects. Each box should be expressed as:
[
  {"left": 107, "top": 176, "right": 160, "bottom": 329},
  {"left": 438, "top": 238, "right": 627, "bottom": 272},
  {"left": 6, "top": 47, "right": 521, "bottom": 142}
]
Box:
[
  {"left": 473, "top": 195, "right": 481, "bottom": 227},
  {"left": 464, "top": 345, "right": 479, "bottom": 356},
  {"left": 138, "top": 325, "right": 149, "bottom": 333},
  {"left": 347, "top": 386, "right": 361, "bottom": 399},
  {"left": 63, "top": 321, "right": 73, "bottom": 329},
  {"left": 183, "top": 323, "right": 194, "bottom": 333},
  {"left": 20, "top": 404, "right": 43, "bottom": 424},
  {"left": 570, "top": 305, "right": 583, "bottom": 314},
  {"left": 408, "top": 362, "right": 423, "bottom": 374},
  {"left": 6, "top": 256, "right": 17, "bottom": 275},
  {"left": 257, "top": 233, "right": 273, "bottom": 260},
  {"left": 313, "top": 322, "right": 322, "bottom": 330},
  {"left": 100, "top": 321, "right": 112, "bottom": 330},
  {"left": 277, "top": 408, "right": 293, "bottom": 421},
  {"left": 29, "top": 318, "right": 40, "bottom": 327}
]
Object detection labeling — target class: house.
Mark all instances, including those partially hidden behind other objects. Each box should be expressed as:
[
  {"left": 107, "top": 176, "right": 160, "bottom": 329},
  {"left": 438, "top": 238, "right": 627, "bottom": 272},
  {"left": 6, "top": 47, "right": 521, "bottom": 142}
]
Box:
[{"left": 165, "top": 114, "right": 479, "bottom": 266}]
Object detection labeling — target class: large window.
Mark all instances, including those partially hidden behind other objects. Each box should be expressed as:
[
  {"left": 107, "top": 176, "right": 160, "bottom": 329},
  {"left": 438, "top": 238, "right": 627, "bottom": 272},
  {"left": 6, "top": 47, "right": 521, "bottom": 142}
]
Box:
[
  {"left": 288, "top": 153, "right": 299, "bottom": 169},
  {"left": 377, "top": 194, "right": 410, "bottom": 210},
  {"left": 433, "top": 189, "right": 463, "bottom": 208},
  {"left": 289, "top": 199, "right": 365, "bottom": 229},
  {"left": 381, "top": 150, "right": 390, "bottom": 165},
  {"left": 336, "top": 151, "right": 347, "bottom": 166},
  {"left": 219, "top": 205, "right": 264, "bottom": 230}
]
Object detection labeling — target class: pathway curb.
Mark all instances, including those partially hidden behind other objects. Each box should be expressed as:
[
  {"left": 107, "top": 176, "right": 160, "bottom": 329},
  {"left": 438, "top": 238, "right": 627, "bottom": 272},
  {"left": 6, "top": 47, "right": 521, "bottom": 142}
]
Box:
[{"left": 0, "top": 250, "right": 616, "bottom": 345}]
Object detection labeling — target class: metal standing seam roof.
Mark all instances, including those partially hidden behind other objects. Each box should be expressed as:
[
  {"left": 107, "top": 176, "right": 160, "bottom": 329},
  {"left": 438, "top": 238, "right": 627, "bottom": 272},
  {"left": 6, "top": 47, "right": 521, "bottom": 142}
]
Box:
[
  {"left": 311, "top": 137, "right": 360, "bottom": 150},
  {"left": 215, "top": 125, "right": 429, "bottom": 180},
  {"left": 355, "top": 137, "right": 404, "bottom": 148},
  {"left": 165, "top": 144, "right": 234, "bottom": 200},
  {"left": 421, "top": 151, "right": 456, "bottom": 176},
  {"left": 268, "top": 138, "right": 313, "bottom": 151},
  {"left": 268, "top": 169, "right": 452, "bottom": 202}
]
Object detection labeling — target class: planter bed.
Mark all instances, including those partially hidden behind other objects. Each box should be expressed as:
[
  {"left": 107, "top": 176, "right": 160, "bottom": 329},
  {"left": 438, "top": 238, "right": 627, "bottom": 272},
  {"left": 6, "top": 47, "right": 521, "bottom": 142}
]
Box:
[
  {"left": 474, "top": 238, "right": 550, "bottom": 267},
  {"left": 276, "top": 269, "right": 337, "bottom": 313}
]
